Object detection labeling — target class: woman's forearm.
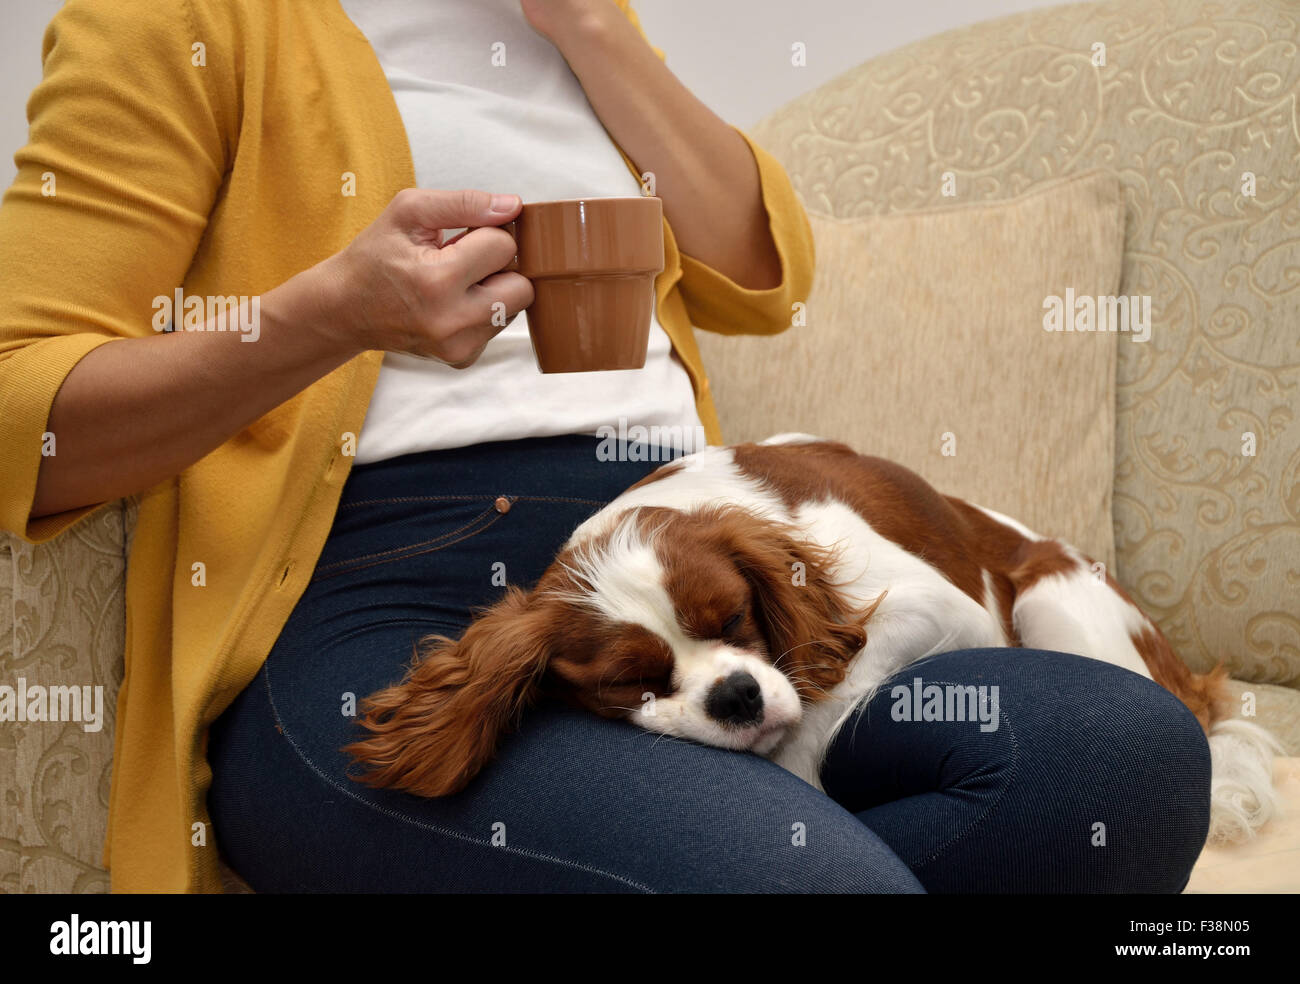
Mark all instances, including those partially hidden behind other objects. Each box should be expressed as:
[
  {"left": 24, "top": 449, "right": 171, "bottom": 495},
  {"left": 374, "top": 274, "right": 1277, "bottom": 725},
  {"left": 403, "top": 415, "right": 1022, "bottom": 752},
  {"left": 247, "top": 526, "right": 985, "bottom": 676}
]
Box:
[
  {"left": 545, "top": 6, "right": 783, "bottom": 290},
  {"left": 28, "top": 187, "right": 529, "bottom": 521},
  {"left": 31, "top": 266, "right": 359, "bottom": 519}
]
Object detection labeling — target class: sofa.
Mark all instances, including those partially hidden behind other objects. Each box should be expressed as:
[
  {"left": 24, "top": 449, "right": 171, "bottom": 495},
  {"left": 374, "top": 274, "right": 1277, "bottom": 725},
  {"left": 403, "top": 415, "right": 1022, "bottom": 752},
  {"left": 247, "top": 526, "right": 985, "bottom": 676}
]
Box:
[{"left": 3, "top": 0, "right": 1297, "bottom": 892}]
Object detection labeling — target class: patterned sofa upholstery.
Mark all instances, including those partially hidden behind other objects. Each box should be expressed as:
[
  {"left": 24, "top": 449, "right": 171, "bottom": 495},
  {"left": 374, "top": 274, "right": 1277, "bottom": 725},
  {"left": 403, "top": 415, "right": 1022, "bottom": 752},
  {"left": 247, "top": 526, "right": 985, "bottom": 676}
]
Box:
[
  {"left": 708, "top": 0, "right": 1300, "bottom": 735},
  {"left": 699, "top": 0, "right": 1300, "bottom": 890},
  {"left": 3, "top": 0, "right": 1297, "bottom": 891},
  {"left": 1, "top": 498, "right": 133, "bottom": 893}
]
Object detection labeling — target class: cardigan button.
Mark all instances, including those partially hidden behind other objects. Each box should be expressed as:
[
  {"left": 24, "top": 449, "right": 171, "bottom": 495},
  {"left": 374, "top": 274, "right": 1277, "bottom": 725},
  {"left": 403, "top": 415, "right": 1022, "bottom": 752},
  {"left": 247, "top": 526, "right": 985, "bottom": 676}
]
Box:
[{"left": 494, "top": 496, "right": 511, "bottom": 514}]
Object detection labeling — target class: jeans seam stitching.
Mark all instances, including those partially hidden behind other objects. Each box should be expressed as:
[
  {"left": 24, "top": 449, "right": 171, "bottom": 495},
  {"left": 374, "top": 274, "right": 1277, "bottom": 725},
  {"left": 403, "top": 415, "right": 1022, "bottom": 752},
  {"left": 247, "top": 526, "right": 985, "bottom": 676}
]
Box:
[
  {"left": 257, "top": 668, "right": 657, "bottom": 893},
  {"left": 309, "top": 519, "right": 507, "bottom": 584},
  {"left": 309, "top": 509, "right": 506, "bottom": 579},
  {"left": 898, "top": 676, "right": 1021, "bottom": 872},
  {"left": 340, "top": 494, "right": 501, "bottom": 509},
  {"left": 318, "top": 616, "right": 468, "bottom": 648},
  {"left": 314, "top": 503, "right": 501, "bottom": 573},
  {"left": 340, "top": 494, "right": 608, "bottom": 509}
]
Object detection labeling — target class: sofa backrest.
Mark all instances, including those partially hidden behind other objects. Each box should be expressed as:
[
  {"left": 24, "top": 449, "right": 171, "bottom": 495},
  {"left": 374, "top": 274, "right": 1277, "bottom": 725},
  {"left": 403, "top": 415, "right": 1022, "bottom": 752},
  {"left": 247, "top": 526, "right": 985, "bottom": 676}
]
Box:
[{"left": 707, "top": 0, "right": 1300, "bottom": 687}]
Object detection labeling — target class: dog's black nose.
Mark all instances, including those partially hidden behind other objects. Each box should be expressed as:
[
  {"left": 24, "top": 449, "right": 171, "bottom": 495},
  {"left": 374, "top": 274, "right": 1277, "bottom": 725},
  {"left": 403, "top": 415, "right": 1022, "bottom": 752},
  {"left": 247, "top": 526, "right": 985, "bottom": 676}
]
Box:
[{"left": 705, "top": 671, "right": 764, "bottom": 726}]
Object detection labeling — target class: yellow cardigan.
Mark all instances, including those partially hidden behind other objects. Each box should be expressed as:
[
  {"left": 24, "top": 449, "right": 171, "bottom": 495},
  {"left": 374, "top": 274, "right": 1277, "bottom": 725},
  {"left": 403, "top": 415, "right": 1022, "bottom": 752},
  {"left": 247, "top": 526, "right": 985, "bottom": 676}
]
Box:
[{"left": 0, "top": 0, "right": 813, "bottom": 892}]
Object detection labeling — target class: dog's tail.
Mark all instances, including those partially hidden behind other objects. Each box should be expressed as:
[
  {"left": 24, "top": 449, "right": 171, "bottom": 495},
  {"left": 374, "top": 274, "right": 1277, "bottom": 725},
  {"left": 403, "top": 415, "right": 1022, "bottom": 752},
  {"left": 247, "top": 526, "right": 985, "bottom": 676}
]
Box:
[
  {"left": 1146, "top": 648, "right": 1282, "bottom": 845},
  {"left": 1206, "top": 716, "right": 1283, "bottom": 844}
]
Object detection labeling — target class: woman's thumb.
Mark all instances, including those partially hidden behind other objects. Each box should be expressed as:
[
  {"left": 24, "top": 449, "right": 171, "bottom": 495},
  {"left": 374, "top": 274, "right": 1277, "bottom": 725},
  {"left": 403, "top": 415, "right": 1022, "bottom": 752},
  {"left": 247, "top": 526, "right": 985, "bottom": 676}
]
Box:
[{"left": 397, "top": 188, "right": 521, "bottom": 234}]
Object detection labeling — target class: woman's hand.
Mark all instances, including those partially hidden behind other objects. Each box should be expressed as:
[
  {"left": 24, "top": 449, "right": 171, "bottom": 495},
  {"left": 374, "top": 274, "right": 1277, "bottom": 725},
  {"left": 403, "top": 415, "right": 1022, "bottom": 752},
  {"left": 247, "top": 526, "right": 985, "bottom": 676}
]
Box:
[{"left": 316, "top": 188, "right": 534, "bottom": 368}]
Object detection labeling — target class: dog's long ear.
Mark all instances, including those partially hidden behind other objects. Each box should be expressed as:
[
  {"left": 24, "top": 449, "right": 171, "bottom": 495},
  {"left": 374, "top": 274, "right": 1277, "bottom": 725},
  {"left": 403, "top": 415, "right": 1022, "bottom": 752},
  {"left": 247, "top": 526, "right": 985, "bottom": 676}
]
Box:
[
  {"left": 714, "top": 508, "right": 880, "bottom": 698},
  {"left": 345, "top": 587, "right": 552, "bottom": 797}
]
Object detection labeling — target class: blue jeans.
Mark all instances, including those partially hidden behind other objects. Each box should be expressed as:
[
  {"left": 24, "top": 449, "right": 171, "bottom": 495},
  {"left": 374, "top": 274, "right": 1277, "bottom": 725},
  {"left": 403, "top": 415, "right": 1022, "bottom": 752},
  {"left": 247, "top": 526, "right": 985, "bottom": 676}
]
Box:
[{"left": 207, "top": 435, "right": 1210, "bottom": 892}]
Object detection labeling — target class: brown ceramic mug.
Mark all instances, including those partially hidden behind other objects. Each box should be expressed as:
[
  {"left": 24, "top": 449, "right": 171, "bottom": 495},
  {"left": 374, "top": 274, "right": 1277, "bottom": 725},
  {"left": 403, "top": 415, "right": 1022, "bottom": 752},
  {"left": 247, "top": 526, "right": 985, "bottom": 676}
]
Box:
[{"left": 497, "top": 196, "right": 664, "bottom": 373}]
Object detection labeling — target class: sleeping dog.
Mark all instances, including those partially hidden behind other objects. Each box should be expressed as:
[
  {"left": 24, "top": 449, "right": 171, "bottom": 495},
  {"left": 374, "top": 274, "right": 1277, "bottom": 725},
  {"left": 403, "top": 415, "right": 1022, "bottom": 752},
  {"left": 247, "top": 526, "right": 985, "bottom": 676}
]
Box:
[{"left": 346, "top": 434, "right": 1279, "bottom": 843}]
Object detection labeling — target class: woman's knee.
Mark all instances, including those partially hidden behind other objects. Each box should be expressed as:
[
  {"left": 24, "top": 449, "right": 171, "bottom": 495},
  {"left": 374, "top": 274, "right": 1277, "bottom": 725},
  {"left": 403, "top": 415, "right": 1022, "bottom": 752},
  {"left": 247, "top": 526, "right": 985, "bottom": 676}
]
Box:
[
  {"left": 1053, "top": 653, "right": 1211, "bottom": 891},
  {"left": 958, "top": 648, "right": 1211, "bottom": 892},
  {"left": 839, "top": 648, "right": 1210, "bottom": 892}
]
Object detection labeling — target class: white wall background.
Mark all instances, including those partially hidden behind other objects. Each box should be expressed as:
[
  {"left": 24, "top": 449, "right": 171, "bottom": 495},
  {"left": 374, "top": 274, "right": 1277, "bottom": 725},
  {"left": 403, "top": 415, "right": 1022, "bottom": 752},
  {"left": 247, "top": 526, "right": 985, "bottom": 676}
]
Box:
[
  {"left": 634, "top": 0, "right": 1065, "bottom": 128},
  {"left": 1, "top": 0, "right": 1065, "bottom": 185},
  {"left": 2, "top": 0, "right": 64, "bottom": 184}
]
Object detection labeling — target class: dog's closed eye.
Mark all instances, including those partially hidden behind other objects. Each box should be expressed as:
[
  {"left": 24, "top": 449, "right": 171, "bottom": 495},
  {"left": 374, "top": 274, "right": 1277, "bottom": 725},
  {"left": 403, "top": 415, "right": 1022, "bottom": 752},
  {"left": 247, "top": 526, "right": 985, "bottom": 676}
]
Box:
[{"left": 720, "top": 611, "right": 744, "bottom": 638}]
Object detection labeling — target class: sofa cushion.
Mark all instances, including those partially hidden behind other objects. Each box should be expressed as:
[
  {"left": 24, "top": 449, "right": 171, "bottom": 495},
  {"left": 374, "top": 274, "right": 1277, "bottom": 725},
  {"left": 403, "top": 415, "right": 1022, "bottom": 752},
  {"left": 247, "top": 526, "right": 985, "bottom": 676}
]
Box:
[
  {"left": 1186, "top": 757, "right": 1300, "bottom": 892},
  {"left": 1223, "top": 679, "right": 1300, "bottom": 755},
  {"left": 699, "top": 169, "right": 1125, "bottom": 567}
]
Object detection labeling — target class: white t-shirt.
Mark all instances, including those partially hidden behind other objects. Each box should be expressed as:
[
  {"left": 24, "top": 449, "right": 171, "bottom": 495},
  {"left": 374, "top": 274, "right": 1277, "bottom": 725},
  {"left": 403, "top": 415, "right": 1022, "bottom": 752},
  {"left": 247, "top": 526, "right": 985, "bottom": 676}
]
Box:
[{"left": 338, "top": 0, "right": 703, "bottom": 464}]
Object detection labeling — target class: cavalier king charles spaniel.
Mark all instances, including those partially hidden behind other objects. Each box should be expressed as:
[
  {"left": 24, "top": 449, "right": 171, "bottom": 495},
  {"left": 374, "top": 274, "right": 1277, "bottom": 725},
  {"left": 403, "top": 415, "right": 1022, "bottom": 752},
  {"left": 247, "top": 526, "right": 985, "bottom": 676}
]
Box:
[{"left": 346, "top": 435, "right": 1279, "bottom": 843}]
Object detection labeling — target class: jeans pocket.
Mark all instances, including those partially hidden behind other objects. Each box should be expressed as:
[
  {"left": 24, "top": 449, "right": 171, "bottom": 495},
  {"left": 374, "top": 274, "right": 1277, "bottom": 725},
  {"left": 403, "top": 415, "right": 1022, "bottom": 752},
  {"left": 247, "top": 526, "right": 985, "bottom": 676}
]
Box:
[{"left": 310, "top": 494, "right": 511, "bottom": 583}]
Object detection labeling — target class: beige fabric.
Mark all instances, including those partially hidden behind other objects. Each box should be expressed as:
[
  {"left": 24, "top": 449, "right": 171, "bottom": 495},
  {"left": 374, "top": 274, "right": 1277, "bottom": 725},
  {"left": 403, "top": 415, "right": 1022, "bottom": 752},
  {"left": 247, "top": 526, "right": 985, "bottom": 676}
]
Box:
[
  {"left": 0, "top": 499, "right": 128, "bottom": 893},
  {"left": 1187, "top": 757, "right": 1300, "bottom": 893},
  {"left": 737, "top": 0, "right": 1300, "bottom": 688},
  {"left": 700, "top": 170, "right": 1124, "bottom": 568},
  {"left": 1222, "top": 679, "right": 1300, "bottom": 754}
]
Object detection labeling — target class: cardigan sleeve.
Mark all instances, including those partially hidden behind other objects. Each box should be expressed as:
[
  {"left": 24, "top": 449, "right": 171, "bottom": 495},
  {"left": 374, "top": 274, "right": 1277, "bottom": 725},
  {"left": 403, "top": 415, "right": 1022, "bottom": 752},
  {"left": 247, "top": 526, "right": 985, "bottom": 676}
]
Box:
[
  {"left": 614, "top": 1, "right": 816, "bottom": 338},
  {"left": 674, "top": 131, "right": 815, "bottom": 338},
  {"left": 0, "top": 0, "right": 240, "bottom": 542}
]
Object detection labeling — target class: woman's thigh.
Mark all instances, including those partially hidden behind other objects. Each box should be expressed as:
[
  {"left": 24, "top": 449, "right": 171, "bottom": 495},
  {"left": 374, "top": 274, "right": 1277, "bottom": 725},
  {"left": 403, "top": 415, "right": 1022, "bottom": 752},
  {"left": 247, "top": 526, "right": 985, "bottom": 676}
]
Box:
[
  {"left": 208, "top": 439, "right": 922, "bottom": 893},
  {"left": 208, "top": 612, "right": 921, "bottom": 893},
  {"left": 820, "top": 648, "right": 1212, "bottom": 893}
]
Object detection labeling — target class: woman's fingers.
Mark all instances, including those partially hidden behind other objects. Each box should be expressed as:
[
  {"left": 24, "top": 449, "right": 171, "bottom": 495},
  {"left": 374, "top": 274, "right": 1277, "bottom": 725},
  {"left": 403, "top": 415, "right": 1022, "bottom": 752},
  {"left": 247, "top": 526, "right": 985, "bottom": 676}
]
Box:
[
  {"left": 394, "top": 188, "right": 520, "bottom": 244},
  {"left": 469, "top": 269, "right": 534, "bottom": 316},
  {"left": 445, "top": 225, "right": 519, "bottom": 288},
  {"left": 429, "top": 271, "right": 535, "bottom": 368},
  {"left": 465, "top": 269, "right": 534, "bottom": 327},
  {"left": 327, "top": 188, "right": 531, "bottom": 364}
]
